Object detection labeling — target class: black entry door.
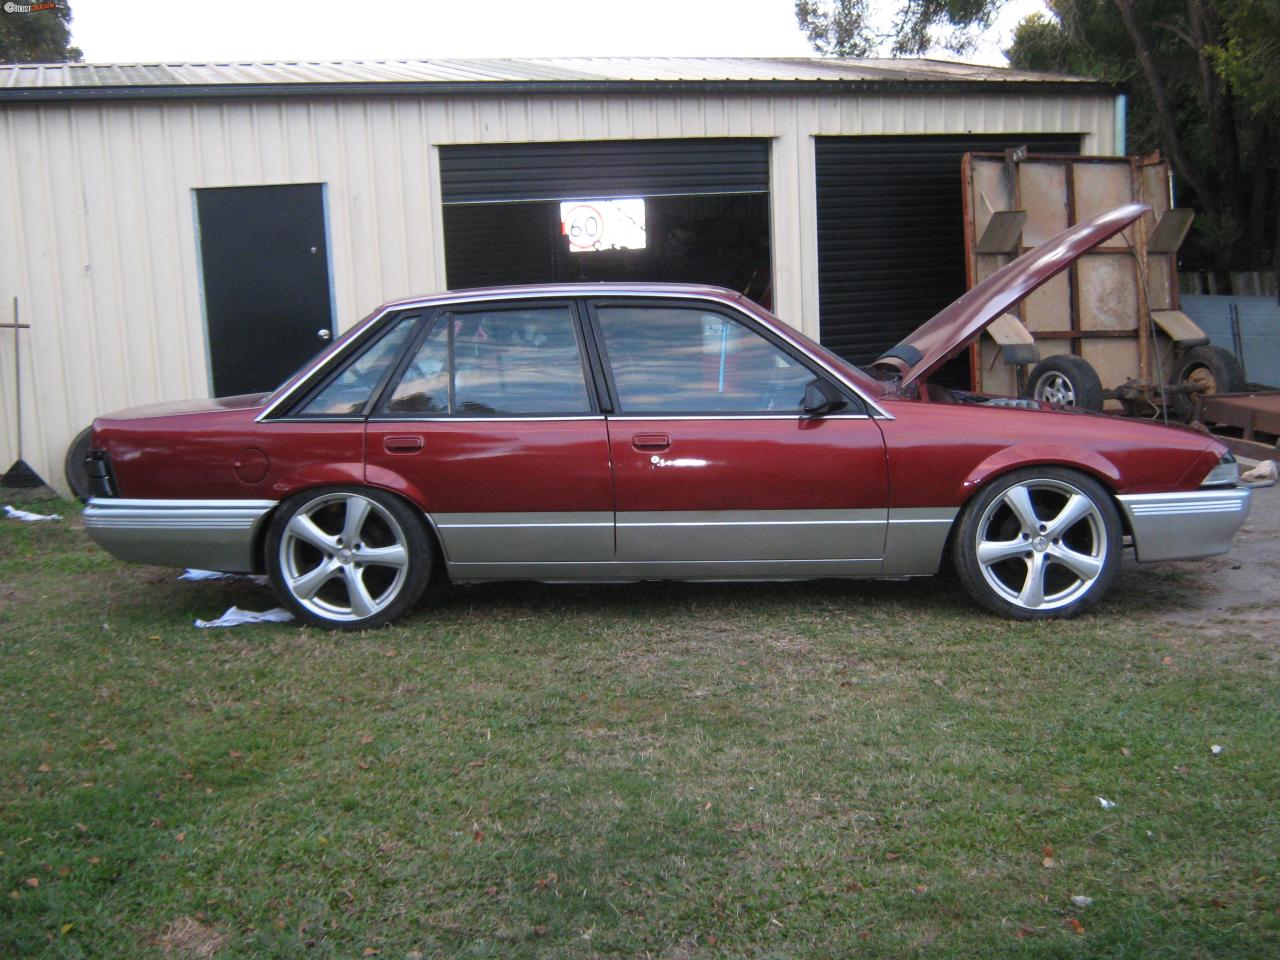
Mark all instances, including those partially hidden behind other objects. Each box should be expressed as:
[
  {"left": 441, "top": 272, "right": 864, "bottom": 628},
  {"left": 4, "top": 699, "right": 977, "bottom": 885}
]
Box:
[{"left": 196, "top": 183, "right": 334, "bottom": 397}]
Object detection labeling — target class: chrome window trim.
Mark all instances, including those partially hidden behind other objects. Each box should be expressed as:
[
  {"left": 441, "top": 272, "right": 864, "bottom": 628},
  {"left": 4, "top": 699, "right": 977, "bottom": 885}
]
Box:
[
  {"left": 258, "top": 289, "right": 892, "bottom": 423},
  {"left": 369, "top": 415, "right": 608, "bottom": 424}
]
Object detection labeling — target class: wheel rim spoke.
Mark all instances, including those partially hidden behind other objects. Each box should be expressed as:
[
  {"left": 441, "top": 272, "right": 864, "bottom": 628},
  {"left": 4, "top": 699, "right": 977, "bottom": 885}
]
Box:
[
  {"left": 342, "top": 497, "right": 372, "bottom": 546},
  {"left": 360, "top": 543, "right": 408, "bottom": 569},
  {"left": 286, "top": 514, "right": 338, "bottom": 553},
  {"left": 1017, "top": 553, "right": 1047, "bottom": 608},
  {"left": 290, "top": 557, "right": 342, "bottom": 600},
  {"left": 1045, "top": 494, "right": 1095, "bottom": 539},
  {"left": 976, "top": 537, "right": 1028, "bottom": 566},
  {"left": 1001, "top": 485, "right": 1040, "bottom": 535},
  {"left": 343, "top": 565, "right": 376, "bottom": 618},
  {"left": 1048, "top": 543, "right": 1103, "bottom": 581}
]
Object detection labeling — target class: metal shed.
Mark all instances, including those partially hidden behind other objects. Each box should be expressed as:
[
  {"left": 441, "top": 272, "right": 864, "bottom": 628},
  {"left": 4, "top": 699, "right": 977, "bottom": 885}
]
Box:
[{"left": 0, "top": 56, "right": 1120, "bottom": 494}]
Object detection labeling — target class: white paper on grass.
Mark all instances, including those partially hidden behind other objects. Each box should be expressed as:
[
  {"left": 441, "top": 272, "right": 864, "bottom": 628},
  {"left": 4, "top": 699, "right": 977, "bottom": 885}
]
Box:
[
  {"left": 4, "top": 505, "right": 63, "bottom": 522},
  {"left": 180, "top": 569, "right": 270, "bottom": 585},
  {"left": 194, "top": 606, "right": 295, "bottom": 628}
]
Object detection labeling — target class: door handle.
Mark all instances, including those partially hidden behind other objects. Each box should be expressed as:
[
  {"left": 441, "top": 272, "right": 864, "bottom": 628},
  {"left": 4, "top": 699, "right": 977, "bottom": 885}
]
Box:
[
  {"left": 631, "top": 433, "right": 671, "bottom": 451},
  {"left": 317, "top": 328, "right": 332, "bottom": 341},
  {"left": 383, "top": 435, "right": 424, "bottom": 454}
]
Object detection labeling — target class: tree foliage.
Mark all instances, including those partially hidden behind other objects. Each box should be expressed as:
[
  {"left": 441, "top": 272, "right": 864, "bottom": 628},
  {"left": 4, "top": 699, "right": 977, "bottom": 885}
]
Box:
[
  {"left": 795, "top": 0, "right": 1280, "bottom": 277},
  {"left": 795, "top": 1, "right": 1004, "bottom": 56},
  {"left": 0, "top": 1, "right": 82, "bottom": 64},
  {"left": 1006, "top": 1, "right": 1278, "bottom": 276}
]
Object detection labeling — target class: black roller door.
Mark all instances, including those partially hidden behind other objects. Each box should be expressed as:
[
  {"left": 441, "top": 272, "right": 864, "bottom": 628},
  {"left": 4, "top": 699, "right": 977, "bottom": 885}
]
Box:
[
  {"left": 815, "top": 134, "right": 1080, "bottom": 382},
  {"left": 440, "top": 138, "right": 769, "bottom": 204}
]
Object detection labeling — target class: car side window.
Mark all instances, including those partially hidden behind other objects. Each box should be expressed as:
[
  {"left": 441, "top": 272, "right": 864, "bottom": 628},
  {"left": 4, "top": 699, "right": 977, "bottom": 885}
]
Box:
[
  {"left": 595, "top": 305, "right": 816, "bottom": 414},
  {"left": 297, "top": 315, "right": 417, "bottom": 417},
  {"left": 379, "top": 305, "right": 593, "bottom": 417}
]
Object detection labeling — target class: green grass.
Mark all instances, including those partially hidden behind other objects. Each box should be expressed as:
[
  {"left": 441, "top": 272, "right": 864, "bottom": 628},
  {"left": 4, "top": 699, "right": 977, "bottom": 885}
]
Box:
[{"left": 1, "top": 492, "right": 1277, "bottom": 958}]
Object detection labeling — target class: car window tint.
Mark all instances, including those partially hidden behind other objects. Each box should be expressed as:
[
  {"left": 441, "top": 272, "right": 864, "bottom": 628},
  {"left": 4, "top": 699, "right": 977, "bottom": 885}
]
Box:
[
  {"left": 380, "top": 306, "right": 592, "bottom": 416},
  {"left": 299, "top": 316, "right": 416, "bottom": 417},
  {"left": 596, "top": 305, "right": 813, "bottom": 414},
  {"left": 382, "top": 320, "right": 449, "bottom": 415}
]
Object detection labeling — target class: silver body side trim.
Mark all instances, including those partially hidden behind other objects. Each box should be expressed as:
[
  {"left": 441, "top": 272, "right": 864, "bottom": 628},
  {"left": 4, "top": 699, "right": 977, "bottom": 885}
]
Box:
[
  {"left": 446, "top": 557, "right": 883, "bottom": 582},
  {"left": 881, "top": 507, "right": 961, "bottom": 576},
  {"left": 1117, "top": 488, "right": 1252, "bottom": 562},
  {"left": 433, "top": 511, "right": 614, "bottom": 564},
  {"left": 83, "top": 498, "right": 276, "bottom": 573},
  {"left": 615, "top": 508, "right": 886, "bottom": 564}
]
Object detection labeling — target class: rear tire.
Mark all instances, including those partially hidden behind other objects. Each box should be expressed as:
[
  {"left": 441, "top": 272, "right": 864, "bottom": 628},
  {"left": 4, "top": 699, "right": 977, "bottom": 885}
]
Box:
[
  {"left": 952, "top": 467, "right": 1121, "bottom": 620},
  {"left": 1024, "top": 355, "right": 1104, "bottom": 411},
  {"left": 64, "top": 426, "right": 94, "bottom": 502},
  {"left": 1168, "top": 345, "right": 1247, "bottom": 421},
  {"left": 265, "top": 486, "right": 432, "bottom": 630}
]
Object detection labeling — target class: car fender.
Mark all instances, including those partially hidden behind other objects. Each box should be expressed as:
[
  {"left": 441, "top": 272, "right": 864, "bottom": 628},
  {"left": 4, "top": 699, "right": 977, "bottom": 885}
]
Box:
[{"left": 959, "top": 445, "right": 1122, "bottom": 500}]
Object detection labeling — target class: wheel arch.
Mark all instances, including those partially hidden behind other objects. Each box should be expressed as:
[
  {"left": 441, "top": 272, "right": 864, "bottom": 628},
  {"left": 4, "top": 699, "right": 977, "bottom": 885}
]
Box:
[{"left": 946, "top": 449, "right": 1133, "bottom": 565}]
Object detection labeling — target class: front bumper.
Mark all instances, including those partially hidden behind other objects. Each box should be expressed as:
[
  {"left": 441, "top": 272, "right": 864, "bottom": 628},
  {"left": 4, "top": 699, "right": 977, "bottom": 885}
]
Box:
[
  {"left": 83, "top": 498, "right": 276, "bottom": 572},
  {"left": 1116, "top": 488, "right": 1252, "bottom": 562}
]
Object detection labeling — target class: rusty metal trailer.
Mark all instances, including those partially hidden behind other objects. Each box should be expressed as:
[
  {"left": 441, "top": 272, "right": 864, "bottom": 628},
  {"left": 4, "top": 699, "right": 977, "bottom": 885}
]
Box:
[{"left": 961, "top": 151, "right": 1246, "bottom": 419}]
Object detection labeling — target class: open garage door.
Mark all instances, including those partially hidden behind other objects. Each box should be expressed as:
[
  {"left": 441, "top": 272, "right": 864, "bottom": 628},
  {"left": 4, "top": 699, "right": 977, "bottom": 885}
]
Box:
[
  {"left": 440, "top": 139, "right": 772, "bottom": 305},
  {"left": 815, "top": 134, "right": 1081, "bottom": 385}
]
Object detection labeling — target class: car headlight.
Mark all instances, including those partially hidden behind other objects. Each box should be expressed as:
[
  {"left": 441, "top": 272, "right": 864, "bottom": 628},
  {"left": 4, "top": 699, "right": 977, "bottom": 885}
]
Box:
[{"left": 1201, "top": 451, "right": 1239, "bottom": 487}]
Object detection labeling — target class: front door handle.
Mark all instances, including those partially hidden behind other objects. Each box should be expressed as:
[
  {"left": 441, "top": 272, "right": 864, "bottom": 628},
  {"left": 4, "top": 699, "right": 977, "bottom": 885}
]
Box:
[
  {"left": 383, "top": 435, "right": 424, "bottom": 454},
  {"left": 631, "top": 433, "right": 671, "bottom": 451}
]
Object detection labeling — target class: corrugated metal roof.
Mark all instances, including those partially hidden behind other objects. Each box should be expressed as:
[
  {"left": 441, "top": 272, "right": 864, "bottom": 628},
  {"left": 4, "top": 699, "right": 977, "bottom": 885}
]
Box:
[{"left": 0, "top": 55, "right": 1104, "bottom": 97}]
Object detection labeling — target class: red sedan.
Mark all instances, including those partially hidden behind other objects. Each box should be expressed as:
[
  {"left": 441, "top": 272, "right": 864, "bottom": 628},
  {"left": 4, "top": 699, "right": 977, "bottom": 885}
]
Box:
[{"left": 84, "top": 203, "right": 1250, "bottom": 628}]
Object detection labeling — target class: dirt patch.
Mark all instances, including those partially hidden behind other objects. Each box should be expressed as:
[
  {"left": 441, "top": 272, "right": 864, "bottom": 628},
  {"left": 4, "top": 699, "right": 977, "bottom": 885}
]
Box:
[
  {"left": 1141, "top": 478, "right": 1280, "bottom": 632},
  {"left": 149, "top": 917, "right": 227, "bottom": 958}
]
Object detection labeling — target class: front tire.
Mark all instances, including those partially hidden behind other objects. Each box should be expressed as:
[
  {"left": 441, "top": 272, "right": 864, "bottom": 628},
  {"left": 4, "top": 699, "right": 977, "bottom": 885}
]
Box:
[
  {"left": 952, "top": 467, "right": 1121, "bottom": 620},
  {"left": 265, "top": 487, "right": 432, "bottom": 630}
]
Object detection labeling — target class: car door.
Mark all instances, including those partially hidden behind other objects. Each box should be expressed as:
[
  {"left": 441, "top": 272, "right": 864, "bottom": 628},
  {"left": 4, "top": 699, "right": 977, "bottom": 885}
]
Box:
[
  {"left": 588, "top": 298, "right": 890, "bottom": 577},
  {"left": 365, "top": 300, "right": 614, "bottom": 579}
]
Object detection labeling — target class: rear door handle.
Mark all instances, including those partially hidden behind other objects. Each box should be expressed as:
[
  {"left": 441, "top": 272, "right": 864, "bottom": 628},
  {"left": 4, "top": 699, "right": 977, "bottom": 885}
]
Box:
[
  {"left": 631, "top": 433, "right": 671, "bottom": 451},
  {"left": 383, "top": 435, "right": 424, "bottom": 454}
]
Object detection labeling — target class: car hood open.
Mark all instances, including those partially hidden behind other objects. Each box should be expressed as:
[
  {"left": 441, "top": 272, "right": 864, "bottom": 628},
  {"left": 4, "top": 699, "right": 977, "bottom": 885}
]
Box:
[{"left": 875, "top": 202, "right": 1150, "bottom": 392}]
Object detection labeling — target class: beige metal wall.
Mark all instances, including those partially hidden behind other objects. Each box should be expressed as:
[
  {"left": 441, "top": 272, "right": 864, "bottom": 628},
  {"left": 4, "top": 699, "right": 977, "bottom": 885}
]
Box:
[{"left": 0, "top": 90, "right": 1115, "bottom": 494}]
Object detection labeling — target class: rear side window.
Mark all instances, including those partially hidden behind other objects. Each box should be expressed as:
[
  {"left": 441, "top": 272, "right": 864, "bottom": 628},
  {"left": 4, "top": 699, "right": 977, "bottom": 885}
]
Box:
[
  {"left": 595, "top": 305, "right": 815, "bottom": 414},
  {"left": 379, "top": 305, "right": 593, "bottom": 417},
  {"left": 297, "top": 315, "right": 417, "bottom": 417}
]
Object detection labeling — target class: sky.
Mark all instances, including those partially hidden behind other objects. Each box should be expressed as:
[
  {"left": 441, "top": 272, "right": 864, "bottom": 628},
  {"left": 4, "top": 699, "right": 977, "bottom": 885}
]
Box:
[{"left": 67, "top": 0, "right": 1049, "bottom": 66}]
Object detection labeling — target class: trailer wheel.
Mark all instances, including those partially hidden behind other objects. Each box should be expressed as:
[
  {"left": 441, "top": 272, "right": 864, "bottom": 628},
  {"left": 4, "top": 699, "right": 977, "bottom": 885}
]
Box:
[
  {"left": 1024, "top": 355, "right": 1104, "bottom": 411},
  {"left": 1168, "top": 345, "right": 1246, "bottom": 421}
]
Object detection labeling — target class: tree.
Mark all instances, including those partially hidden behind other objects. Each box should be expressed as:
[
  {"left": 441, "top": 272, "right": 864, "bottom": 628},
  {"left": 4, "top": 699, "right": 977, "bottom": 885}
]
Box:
[
  {"left": 795, "top": 0, "right": 1280, "bottom": 280},
  {"left": 795, "top": 1, "right": 1004, "bottom": 57},
  {"left": 1006, "top": 1, "right": 1277, "bottom": 278},
  {"left": 0, "top": 1, "right": 82, "bottom": 64}
]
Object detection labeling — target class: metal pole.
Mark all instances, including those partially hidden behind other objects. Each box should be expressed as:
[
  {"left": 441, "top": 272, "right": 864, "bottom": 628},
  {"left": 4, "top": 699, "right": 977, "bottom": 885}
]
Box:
[{"left": 13, "top": 297, "right": 20, "bottom": 459}]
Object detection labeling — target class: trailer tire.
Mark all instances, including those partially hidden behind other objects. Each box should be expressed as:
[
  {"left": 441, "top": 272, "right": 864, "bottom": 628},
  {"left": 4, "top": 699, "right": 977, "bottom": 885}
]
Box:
[
  {"left": 1168, "top": 345, "right": 1246, "bottom": 421},
  {"left": 1023, "top": 355, "right": 1104, "bottom": 412}
]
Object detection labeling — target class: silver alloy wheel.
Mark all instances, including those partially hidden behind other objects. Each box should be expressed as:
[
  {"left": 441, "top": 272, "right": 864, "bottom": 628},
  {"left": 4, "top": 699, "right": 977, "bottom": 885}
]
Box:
[
  {"left": 278, "top": 492, "right": 411, "bottom": 623},
  {"left": 1033, "top": 371, "right": 1077, "bottom": 406},
  {"left": 973, "top": 478, "right": 1107, "bottom": 612}
]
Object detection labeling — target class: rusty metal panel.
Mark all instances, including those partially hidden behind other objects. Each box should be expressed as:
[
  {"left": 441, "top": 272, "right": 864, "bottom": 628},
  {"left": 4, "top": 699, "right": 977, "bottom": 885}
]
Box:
[
  {"left": 1078, "top": 257, "right": 1139, "bottom": 331},
  {"left": 1019, "top": 162, "right": 1070, "bottom": 243},
  {"left": 1081, "top": 340, "right": 1140, "bottom": 403}
]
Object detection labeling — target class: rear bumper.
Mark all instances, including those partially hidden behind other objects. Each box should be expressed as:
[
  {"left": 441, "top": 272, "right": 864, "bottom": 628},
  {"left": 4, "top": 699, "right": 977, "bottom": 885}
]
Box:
[
  {"left": 1116, "top": 488, "right": 1251, "bottom": 562},
  {"left": 83, "top": 498, "right": 275, "bottom": 573}
]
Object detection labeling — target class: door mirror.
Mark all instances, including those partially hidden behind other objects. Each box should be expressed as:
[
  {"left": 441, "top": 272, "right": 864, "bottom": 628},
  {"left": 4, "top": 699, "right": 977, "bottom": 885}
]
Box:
[{"left": 802, "top": 378, "right": 847, "bottom": 417}]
